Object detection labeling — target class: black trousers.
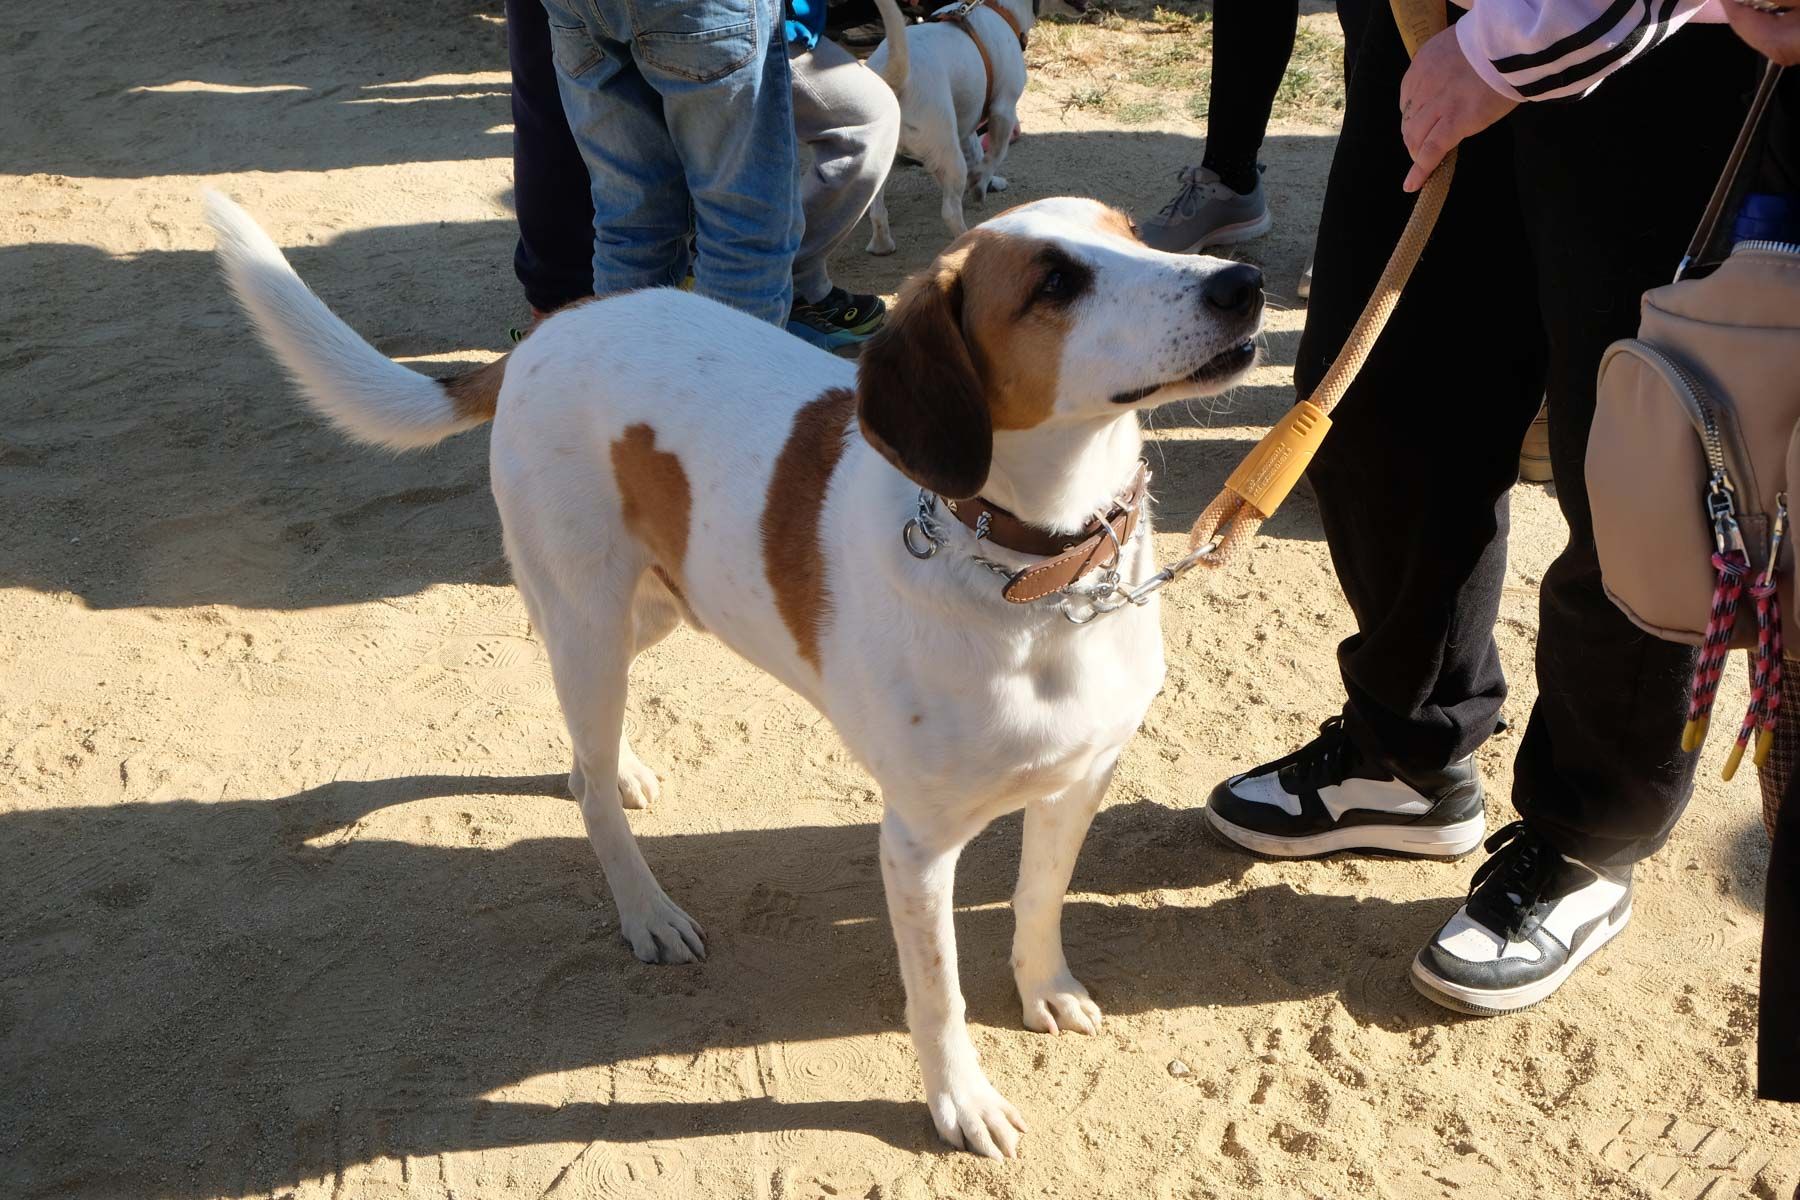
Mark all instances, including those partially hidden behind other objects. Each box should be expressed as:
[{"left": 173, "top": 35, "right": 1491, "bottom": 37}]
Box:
[
  {"left": 1766, "top": 769, "right": 1799, "bottom": 1101},
  {"left": 1202, "top": 0, "right": 1369, "bottom": 188},
  {"left": 505, "top": 0, "right": 596, "bottom": 313},
  {"left": 1296, "top": 8, "right": 1754, "bottom": 870}
]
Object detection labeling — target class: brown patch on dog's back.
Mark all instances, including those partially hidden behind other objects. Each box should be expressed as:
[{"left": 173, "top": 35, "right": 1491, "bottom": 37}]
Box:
[
  {"left": 959, "top": 232, "right": 1069, "bottom": 431},
  {"left": 763, "top": 388, "right": 856, "bottom": 671},
  {"left": 443, "top": 355, "right": 508, "bottom": 424},
  {"left": 611, "top": 424, "right": 691, "bottom": 579}
]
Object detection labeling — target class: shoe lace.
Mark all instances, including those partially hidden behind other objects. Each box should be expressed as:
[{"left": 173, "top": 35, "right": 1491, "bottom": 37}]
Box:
[
  {"left": 1156, "top": 166, "right": 1211, "bottom": 220},
  {"left": 1465, "top": 821, "right": 1558, "bottom": 940},
  {"left": 1285, "top": 715, "right": 1357, "bottom": 793}
]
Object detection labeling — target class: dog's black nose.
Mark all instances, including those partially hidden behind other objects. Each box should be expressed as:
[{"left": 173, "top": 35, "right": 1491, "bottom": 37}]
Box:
[{"left": 1202, "top": 263, "right": 1263, "bottom": 316}]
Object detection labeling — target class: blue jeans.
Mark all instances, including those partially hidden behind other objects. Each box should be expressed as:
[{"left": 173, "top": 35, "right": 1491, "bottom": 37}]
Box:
[{"left": 536, "top": 0, "right": 800, "bottom": 325}]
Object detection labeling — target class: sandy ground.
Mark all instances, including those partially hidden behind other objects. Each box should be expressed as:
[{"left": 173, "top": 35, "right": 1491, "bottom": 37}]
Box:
[{"left": 2, "top": 3, "right": 1796, "bottom": 1198}]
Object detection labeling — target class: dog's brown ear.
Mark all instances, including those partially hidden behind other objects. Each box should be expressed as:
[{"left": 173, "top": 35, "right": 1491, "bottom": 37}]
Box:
[{"left": 856, "top": 263, "right": 992, "bottom": 500}]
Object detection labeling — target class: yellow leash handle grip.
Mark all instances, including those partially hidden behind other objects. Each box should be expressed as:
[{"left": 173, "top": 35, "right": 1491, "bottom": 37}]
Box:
[
  {"left": 1221, "top": 400, "right": 1332, "bottom": 520},
  {"left": 1392, "top": 0, "right": 1446, "bottom": 57}
]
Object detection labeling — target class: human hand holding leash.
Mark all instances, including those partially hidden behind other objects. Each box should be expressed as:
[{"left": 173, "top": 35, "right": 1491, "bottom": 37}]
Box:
[
  {"left": 1723, "top": 0, "right": 1800, "bottom": 65},
  {"left": 1399, "top": 26, "right": 1517, "bottom": 192}
]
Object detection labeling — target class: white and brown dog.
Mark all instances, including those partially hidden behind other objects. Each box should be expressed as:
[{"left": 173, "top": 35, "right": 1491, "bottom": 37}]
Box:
[
  {"left": 865, "top": 0, "right": 1036, "bottom": 254},
  {"left": 206, "top": 192, "right": 1263, "bottom": 1158}
]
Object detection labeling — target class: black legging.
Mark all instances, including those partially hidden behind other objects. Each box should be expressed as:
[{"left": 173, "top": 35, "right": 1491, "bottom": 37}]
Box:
[
  {"left": 1767, "top": 771, "right": 1799, "bottom": 1101},
  {"left": 505, "top": 0, "right": 597, "bottom": 313},
  {"left": 1200, "top": 0, "right": 1368, "bottom": 194}
]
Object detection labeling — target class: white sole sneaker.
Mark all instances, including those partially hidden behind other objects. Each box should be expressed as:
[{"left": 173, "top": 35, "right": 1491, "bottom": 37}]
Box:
[
  {"left": 1179, "top": 209, "right": 1275, "bottom": 253},
  {"left": 1205, "top": 804, "right": 1486, "bottom": 860},
  {"left": 1408, "top": 904, "right": 1632, "bottom": 1016}
]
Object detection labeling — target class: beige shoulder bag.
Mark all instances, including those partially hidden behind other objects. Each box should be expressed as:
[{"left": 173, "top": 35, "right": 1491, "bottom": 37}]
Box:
[{"left": 1588, "top": 61, "right": 1793, "bottom": 783}]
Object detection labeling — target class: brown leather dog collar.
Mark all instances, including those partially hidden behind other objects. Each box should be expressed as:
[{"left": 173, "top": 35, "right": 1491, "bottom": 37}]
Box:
[{"left": 942, "top": 463, "right": 1150, "bottom": 603}]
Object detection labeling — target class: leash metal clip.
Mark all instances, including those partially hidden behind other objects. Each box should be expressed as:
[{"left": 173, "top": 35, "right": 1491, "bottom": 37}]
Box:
[
  {"left": 1058, "top": 536, "right": 1220, "bottom": 625},
  {"left": 931, "top": 0, "right": 985, "bottom": 19}
]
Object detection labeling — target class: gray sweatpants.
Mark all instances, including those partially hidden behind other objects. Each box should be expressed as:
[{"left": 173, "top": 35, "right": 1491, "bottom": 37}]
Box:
[{"left": 788, "top": 37, "right": 900, "bottom": 303}]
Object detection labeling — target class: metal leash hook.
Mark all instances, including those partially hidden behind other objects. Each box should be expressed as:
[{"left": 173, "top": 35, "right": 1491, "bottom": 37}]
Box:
[{"left": 1060, "top": 535, "right": 1222, "bottom": 624}]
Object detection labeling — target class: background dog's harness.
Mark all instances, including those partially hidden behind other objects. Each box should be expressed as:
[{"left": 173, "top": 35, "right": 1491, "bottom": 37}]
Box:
[{"left": 928, "top": 0, "right": 1026, "bottom": 124}]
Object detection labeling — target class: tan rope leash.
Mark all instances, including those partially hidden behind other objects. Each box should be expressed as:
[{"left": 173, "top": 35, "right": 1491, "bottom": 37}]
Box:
[
  {"left": 1180, "top": 0, "right": 1456, "bottom": 573},
  {"left": 926, "top": 0, "right": 1462, "bottom": 625}
]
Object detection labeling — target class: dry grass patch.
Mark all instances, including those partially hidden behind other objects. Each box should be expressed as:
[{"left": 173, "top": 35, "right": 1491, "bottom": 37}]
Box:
[{"left": 1029, "top": 0, "right": 1345, "bottom": 130}]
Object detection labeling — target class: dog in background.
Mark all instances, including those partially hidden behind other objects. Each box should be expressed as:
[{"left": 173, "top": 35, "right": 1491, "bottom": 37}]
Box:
[
  {"left": 864, "top": 0, "right": 1037, "bottom": 253},
  {"left": 207, "top": 191, "right": 1263, "bottom": 1158}
]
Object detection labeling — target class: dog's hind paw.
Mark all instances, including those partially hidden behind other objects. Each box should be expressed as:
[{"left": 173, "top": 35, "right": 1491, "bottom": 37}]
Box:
[{"left": 987, "top": 174, "right": 1009, "bottom": 193}]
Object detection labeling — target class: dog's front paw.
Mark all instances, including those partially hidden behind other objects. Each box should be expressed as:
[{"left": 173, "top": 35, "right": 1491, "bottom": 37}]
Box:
[
  {"left": 927, "top": 1071, "right": 1028, "bottom": 1159},
  {"left": 987, "top": 174, "right": 1009, "bottom": 193},
  {"left": 1018, "top": 970, "right": 1102, "bottom": 1036},
  {"left": 866, "top": 231, "right": 896, "bottom": 256},
  {"left": 620, "top": 891, "right": 706, "bottom": 964}
]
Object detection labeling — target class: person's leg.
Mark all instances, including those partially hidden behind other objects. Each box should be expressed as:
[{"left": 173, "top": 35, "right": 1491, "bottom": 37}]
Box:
[
  {"left": 1202, "top": 4, "right": 1542, "bottom": 861},
  {"left": 505, "top": 0, "right": 598, "bottom": 313},
  {"left": 1764, "top": 764, "right": 1800, "bottom": 1101},
  {"left": 1409, "top": 31, "right": 1759, "bottom": 1018},
  {"left": 788, "top": 36, "right": 898, "bottom": 305},
  {"left": 1138, "top": 0, "right": 1295, "bottom": 252},
  {"left": 1334, "top": 0, "right": 1371, "bottom": 92},
  {"left": 1508, "top": 30, "right": 1756, "bottom": 872},
  {"left": 1299, "top": 7, "right": 1541, "bottom": 775},
  {"left": 785, "top": 34, "right": 898, "bottom": 349},
  {"left": 1199, "top": 0, "right": 1298, "bottom": 194},
  {"left": 541, "top": 0, "right": 695, "bottom": 299},
  {"left": 629, "top": 0, "right": 801, "bottom": 325}
]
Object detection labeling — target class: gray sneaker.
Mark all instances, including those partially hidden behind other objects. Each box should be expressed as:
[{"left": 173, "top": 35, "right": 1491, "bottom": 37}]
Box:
[{"left": 1139, "top": 165, "right": 1272, "bottom": 254}]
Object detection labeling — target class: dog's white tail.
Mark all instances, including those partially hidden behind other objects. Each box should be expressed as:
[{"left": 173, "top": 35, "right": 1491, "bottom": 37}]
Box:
[
  {"left": 203, "top": 190, "right": 504, "bottom": 451},
  {"left": 872, "top": 0, "right": 911, "bottom": 92}
]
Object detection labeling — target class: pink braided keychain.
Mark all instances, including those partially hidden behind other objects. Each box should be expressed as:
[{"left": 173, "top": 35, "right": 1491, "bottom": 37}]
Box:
[
  {"left": 1723, "top": 498, "right": 1789, "bottom": 779},
  {"left": 1683, "top": 550, "right": 1750, "bottom": 755},
  {"left": 1725, "top": 578, "right": 1782, "bottom": 779}
]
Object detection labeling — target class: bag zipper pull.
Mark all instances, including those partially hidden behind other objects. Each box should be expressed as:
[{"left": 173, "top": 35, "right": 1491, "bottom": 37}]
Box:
[{"left": 1706, "top": 472, "right": 1746, "bottom": 558}]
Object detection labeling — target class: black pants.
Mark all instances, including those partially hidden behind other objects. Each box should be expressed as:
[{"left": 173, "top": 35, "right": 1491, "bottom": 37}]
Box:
[
  {"left": 1766, "top": 770, "right": 1800, "bottom": 1101},
  {"left": 506, "top": 0, "right": 595, "bottom": 313},
  {"left": 1202, "top": 0, "right": 1369, "bottom": 190},
  {"left": 1297, "top": 8, "right": 1754, "bottom": 870}
]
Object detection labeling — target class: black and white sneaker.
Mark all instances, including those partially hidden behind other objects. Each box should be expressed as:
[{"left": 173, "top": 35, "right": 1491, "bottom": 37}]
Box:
[
  {"left": 1411, "top": 821, "right": 1632, "bottom": 1015},
  {"left": 1205, "top": 716, "right": 1486, "bottom": 858}
]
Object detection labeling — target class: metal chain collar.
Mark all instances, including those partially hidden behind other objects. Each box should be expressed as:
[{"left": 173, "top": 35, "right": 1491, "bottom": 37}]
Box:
[{"left": 901, "top": 488, "right": 1219, "bottom": 625}]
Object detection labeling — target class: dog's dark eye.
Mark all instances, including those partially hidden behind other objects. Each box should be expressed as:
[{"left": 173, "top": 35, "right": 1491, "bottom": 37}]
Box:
[{"left": 1024, "top": 253, "right": 1091, "bottom": 315}]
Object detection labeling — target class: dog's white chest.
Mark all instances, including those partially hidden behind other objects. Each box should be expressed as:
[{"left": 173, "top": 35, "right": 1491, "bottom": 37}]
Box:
[{"left": 830, "top": 591, "right": 1166, "bottom": 813}]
